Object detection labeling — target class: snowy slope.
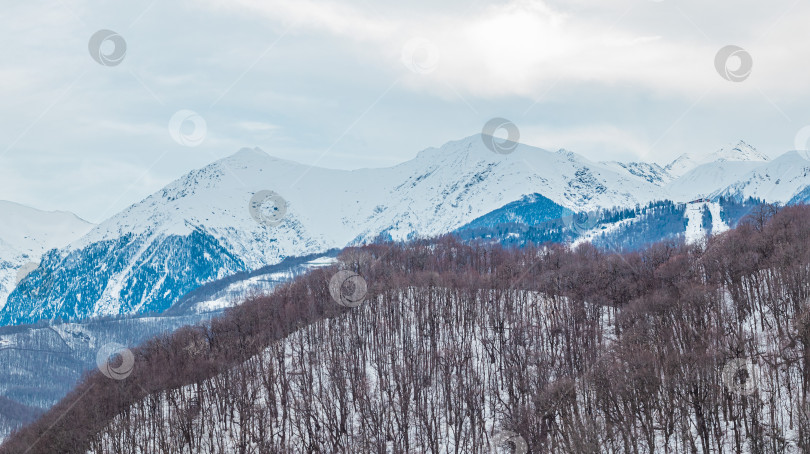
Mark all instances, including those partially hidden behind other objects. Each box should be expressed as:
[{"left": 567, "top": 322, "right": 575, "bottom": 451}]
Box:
[
  {"left": 69, "top": 139, "right": 664, "bottom": 265},
  {"left": 665, "top": 161, "right": 765, "bottom": 202},
  {"left": 2, "top": 135, "right": 808, "bottom": 325},
  {"left": 706, "top": 202, "right": 729, "bottom": 235},
  {"left": 603, "top": 141, "right": 769, "bottom": 192},
  {"left": 0, "top": 202, "right": 93, "bottom": 311},
  {"left": 361, "top": 139, "right": 665, "bottom": 240},
  {"left": 711, "top": 140, "right": 770, "bottom": 162},
  {"left": 715, "top": 150, "right": 810, "bottom": 203},
  {"left": 0, "top": 137, "right": 665, "bottom": 325},
  {"left": 663, "top": 140, "right": 772, "bottom": 201},
  {"left": 663, "top": 140, "right": 769, "bottom": 179},
  {"left": 683, "top": 201, "right": 728, "bottom": 245},
  {"left": 664, "top": 153, "right": 701, "bottom": 179},
  {"left": 602, "top": 161, "right": 673, "bottom": 185},
  {"left": 0, "top": 201, "right": 93, "bottom": 255}
]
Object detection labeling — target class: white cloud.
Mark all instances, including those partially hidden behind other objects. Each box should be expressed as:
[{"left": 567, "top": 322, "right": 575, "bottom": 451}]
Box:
[
  {"left": 237, "top": 121, "right": 280, "bottom": 133},
  {"left": 205, "top": 0, "right": 391, "bottom": 39},
  {"left": 205, "top": 0, "right": 810, "bottom": 98},
  {"left": 1, "top": 0, "right": 809, "bottom": 221},
  {"left": 520, "top": 124, "right": 656, "bottom": 163}
]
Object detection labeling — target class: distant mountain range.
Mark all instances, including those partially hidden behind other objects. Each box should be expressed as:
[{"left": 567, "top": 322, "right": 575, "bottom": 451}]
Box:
[{"left": 1, "top": 135, "right": 808, "bottom": 325}]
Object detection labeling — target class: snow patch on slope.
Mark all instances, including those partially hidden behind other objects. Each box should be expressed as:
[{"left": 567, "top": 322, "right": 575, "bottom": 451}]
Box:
[
  {"left": 571, "top": 217, "right": 634, "bottom": 249},
  {"left": 707, "top": 202, "right": 729, "bottom": 235},
  {"left": 684, "top": 201, "right": 727, "bottom": 245},
  {"left": 684, "top": 203, "right": 706, "bottom": 245}
]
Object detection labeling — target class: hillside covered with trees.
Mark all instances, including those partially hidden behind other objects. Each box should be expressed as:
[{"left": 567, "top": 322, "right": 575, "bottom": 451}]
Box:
[{"left": 3, "top": 205, "right": 810, "bottom": 453}]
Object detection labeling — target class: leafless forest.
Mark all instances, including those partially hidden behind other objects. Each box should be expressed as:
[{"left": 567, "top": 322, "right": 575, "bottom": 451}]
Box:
[{"left": 3, "top": 204, "right": 810, "bottom": 453}]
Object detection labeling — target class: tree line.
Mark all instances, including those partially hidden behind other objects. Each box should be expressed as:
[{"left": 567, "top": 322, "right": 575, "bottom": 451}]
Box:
[{"left": 3, "top": 204, "right": 810, "bottom": 452}]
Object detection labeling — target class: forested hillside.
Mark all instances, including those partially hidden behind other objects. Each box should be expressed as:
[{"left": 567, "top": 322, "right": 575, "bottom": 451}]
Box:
[{"left": 3, "top": 205, "right": 810, "bottom": 453}]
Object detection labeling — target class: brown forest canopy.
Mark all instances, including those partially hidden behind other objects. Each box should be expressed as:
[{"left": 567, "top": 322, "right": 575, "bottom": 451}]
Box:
[{"left": 3, "top": 204, "right": 810, "bottom": 453}]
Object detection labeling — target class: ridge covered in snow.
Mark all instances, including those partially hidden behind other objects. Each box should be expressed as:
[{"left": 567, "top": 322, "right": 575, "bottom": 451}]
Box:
[
  {"left": 0, "top": 201, "right": 93, "bottom": 257},
  {"left": 69, "top": 136, "right": 674, "bottom": 253},
  {"left": 715, "top": 150, "right": 810, "bottom": 202},
  {"left": 1, "top": 134, "right": 809, "bottom": 324},
  {"left": 663, "top": 140, "right": 770, "bottom": 179},
  {"left": 0, "top": 201, "right": 94, "bottom": 311},
  {"left": 0, "top": 137, "right": 665, "bottom": 324}
]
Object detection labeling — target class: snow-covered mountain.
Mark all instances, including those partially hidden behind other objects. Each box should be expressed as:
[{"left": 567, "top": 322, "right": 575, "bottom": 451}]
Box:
[
  {"left": 0, "top": 136, "right": 664, "bottom": 325},
  {"left": 715, "top": 150, "right": 810, "bottom": 202},
  {"left": 658, "top": 141, "right": 774, "bottom": 201},
  {"left": 1, "top": 135, "right": 809, "bottom": 326},
  {"left": 663, "top": 140, "right": 769, "bottom": 179},
  {"left": 0, "top": 201, "right": 94, "bottom": 311},
  {"left": 665, "top": 160, "right": 766, "bottom": 202},
  {"left": 604, "top": 141, "right": 772, "bottom": 200}
]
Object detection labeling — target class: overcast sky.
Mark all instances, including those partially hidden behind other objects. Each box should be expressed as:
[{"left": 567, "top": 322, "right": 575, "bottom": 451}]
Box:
[{"left": 2, "top": 0, "right": 809, "bottom": 222}]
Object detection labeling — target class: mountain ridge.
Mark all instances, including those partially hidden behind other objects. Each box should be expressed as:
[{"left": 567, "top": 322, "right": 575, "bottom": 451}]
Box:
[
  {"left": 0, "top": 134, "right": 807, "bottom": 325},
  {"left": 662, "top": 140, "right": 770, "bottom": 179}
]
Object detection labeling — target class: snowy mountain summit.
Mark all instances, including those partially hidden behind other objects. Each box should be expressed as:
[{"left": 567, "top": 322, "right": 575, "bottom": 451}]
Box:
[
  {"left": 1, "top": 135, "right": 808, "bottom": 325},
  {"left": 0, "top": 136, "right": 662, "bottom": 324},
  {"left": 664, "top": 140, "right": 769, "bottom": 178},
  {"left": 710, "top": 140, "right": 769, "bottom": 163}
]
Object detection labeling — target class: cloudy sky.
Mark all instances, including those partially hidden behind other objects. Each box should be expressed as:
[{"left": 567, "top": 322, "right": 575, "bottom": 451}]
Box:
[{"left": 2, "top": 0, "right": 809, "bottom": 222}]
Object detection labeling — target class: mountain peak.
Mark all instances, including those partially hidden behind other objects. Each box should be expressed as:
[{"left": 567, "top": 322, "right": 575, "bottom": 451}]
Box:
[
  {"left": 664, "top": 141, "right": 768, "bottom": 179},
  {"left": 663, "top": 153, "right": 697, "bottom": 178},
  {"left": 413, "top": 134, "right": 518, "bottom": 162},
  {"left": 217, "top": 146, "right": 309, "bottom": 173},
  {"left": 711, "top": 140, "right": 769, "bottom": 163},
  {"left": 230, "top": 146, "right": 270, "bottom": 160}
]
